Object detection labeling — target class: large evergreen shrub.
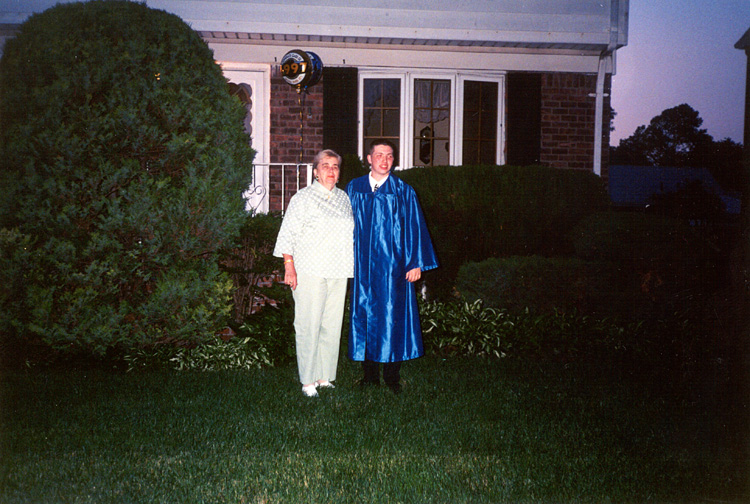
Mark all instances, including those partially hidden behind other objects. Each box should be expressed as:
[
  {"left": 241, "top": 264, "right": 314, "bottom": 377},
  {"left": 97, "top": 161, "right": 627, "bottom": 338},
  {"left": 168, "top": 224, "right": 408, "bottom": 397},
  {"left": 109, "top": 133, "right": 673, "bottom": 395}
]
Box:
[{"left": 0, "top": 1, "right": 254, "bottom": 353}]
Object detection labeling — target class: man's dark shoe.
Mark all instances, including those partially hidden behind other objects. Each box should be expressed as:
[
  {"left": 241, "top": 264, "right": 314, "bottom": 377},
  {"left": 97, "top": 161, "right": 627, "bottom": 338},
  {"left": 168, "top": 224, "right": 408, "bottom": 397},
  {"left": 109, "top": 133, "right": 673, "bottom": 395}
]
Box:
[{"left": 387, "top": 383, "right": 402, "bottom": 394}]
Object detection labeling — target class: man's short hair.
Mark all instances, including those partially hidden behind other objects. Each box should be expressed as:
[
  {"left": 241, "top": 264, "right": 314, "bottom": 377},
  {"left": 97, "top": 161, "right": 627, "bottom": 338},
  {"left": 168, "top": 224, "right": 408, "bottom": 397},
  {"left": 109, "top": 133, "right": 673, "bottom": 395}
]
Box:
[
  {"left": 368, "top": 139, "right": 397, "bottom": 156},
  {"left": 313, "top": 149, "right": 342, "bottom": 169}
]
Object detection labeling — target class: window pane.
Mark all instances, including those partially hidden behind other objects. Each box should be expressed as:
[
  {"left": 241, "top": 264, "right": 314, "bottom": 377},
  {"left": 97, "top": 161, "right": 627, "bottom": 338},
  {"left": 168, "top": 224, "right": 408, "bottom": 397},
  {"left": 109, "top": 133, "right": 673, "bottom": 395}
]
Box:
[
  {"left": 481, "top": 84, "right": 497, "bottom": 110},
  {"left": 434, "top": 115, "right": 450, "bottom": 137},
  {"left": 390, "top": 139, "right": 401, "bottom": 162},
  {"left": 414, "top": 138, "right": 431, "bottom": 166},
  {"left": 383, "top": 79, "right": 401, "bottom": 107},
  {"left": 363, "top": 78, "right": 401, "bottom": 159},
  {"left": 364, "top": 80, "right": 381, "bottom": 108},
  {"left": 462, "top": 80, "right": 498, "bottom": 165},
  {"left": 434, "top": 80, "right": 450, "bottom": 100},
  {"left": 480, "top": 108, "right": 497, "bottom": 139},
  {"left": 414, "top": 80, "right": 431, "bottom": 106},
  {"left": 383, "top": 109, "right": 400, "bottom": 136},
  {"left": 480, "top": 140, "right": 496, "bottom": 165},
  {"left": 464, "top": 81, "right": 480, "bottom": 110},
  {"left": 434, "top": 139, "right": 450, "bottom": 166},
  {"left": 364, "top": 110, "right": 382, "bottom": 137},
  {"left": 464, "top": 140, "right": 478, "bottom": 165},
  {"left": 413, "top": 79, "right": 451, "bottom": 167},
  {"left": 463, "top": 110, "right": 479, "bottom": 139}
]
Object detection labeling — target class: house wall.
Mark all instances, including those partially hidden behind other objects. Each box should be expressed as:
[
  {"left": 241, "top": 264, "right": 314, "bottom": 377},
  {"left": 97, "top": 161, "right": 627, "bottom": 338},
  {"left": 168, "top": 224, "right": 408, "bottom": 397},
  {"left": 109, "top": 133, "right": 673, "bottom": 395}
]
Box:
[
  {"left": 539, "top": 72, "right": 611, "bottom": 180},
  {"left": 268, "top": 66, "right": 324, "bottom": 211},
  {"left": 261, "top": 66, "right": 610, "bottom": 214}
]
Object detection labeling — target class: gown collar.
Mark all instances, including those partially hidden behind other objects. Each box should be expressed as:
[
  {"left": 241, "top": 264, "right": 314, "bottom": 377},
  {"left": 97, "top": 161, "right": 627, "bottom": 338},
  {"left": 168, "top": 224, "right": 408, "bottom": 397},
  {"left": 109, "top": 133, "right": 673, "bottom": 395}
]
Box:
[{"left": 369, "top": 173, "right": 390, "bottom": 192}]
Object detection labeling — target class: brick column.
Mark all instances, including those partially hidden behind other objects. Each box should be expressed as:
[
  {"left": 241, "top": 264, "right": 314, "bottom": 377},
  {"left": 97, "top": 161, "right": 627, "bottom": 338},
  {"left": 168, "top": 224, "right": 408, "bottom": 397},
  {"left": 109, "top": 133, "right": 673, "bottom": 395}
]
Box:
[
  {"left": 268, "top": 66, "right": 324, "bottom": 212},
  {"left": 540, "top": 73, "right": 610, "bottom": 176}
]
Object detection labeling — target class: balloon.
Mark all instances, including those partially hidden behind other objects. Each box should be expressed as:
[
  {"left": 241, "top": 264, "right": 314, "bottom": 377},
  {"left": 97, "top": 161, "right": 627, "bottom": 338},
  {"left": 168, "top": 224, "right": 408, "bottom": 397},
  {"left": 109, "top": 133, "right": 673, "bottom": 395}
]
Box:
[{"left": 280, "top": 49, "right": 323, "bottom": 91}]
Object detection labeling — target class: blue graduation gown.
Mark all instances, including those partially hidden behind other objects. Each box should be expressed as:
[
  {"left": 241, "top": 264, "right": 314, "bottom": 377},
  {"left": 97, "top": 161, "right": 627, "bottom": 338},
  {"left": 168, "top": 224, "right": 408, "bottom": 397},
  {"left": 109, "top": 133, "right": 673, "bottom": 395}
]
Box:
[{"left": 346, "top": 174, "right": 438, "bottom": 363}]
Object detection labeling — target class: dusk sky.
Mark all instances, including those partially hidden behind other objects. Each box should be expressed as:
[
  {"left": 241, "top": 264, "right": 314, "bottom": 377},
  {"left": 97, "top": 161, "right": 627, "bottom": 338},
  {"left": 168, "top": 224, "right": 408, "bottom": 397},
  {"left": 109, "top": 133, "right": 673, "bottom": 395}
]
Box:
[{"left": 610, "top": 1, "right": 749, "bottom": 146}]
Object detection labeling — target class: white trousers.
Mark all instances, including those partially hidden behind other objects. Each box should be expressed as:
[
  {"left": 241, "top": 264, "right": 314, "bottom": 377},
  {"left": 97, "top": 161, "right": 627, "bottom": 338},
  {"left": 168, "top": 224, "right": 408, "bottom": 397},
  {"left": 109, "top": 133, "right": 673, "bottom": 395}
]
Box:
[{"left": 292, "top": 272, "right": 347, "bottom": 385}]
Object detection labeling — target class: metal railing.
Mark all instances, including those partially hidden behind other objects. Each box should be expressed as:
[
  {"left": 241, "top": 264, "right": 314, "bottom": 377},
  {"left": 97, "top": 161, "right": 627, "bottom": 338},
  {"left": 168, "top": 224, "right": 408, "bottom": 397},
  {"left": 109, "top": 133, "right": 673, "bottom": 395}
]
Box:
[{"left": 244, "top": 163, "right": 313, "bottom": 214}]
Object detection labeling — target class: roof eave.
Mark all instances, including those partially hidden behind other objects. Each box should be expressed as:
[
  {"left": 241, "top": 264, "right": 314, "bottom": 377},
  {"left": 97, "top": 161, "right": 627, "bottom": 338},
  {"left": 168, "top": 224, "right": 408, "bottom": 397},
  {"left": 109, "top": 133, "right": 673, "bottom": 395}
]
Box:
[
  {"left": 735, "top": 26, "right": 750, "bottom": 50},
  {"left": 199, "top": 30, "right": 620, "bottom": 54}
]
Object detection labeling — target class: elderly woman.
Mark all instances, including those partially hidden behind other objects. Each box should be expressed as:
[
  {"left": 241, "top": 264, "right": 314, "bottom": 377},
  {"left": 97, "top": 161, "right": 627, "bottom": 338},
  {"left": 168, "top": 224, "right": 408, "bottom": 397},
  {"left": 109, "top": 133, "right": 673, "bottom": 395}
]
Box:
[{"left": 273, "top": 149, "right": 354, "bottom": 397}]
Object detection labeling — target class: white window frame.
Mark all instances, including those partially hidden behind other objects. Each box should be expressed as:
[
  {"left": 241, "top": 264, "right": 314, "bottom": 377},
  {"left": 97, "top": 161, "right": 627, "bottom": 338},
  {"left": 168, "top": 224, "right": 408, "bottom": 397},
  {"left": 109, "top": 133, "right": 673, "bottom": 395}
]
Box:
[
  {"left": 407, "top": 73, "right": 457, "bottom": 167},
  {"left": 359, "top": 69, "right": 505, "bottom": 169},
  {"left": 358, "top": 70, "right": 406, "bottom": 167},
  {"left": 457, "top": 73, "right": 506, "bottom": 166}
]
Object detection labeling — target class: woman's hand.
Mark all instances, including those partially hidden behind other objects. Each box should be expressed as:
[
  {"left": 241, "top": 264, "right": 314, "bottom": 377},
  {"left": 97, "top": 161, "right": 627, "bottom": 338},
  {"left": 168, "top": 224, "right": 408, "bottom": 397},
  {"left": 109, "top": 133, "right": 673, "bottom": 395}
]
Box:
[
  {"left": 285, "top": 263, "right": 297, "bottom": 290},
  {"left": 283, "top": 255, "right": 298, "bottom": 290}
]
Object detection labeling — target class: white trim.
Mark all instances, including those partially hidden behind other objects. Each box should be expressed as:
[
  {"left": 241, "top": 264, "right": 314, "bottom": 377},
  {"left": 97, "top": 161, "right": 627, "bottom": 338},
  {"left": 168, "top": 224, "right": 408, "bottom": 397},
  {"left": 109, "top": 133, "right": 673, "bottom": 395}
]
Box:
[
  {"left": 219, "top": 63, "right": 272, "bottom": 212},
  {"left": 2, "top": 0, "right": 629, "bottom": 52},
  {"left": 219, "top": 62, "right": 271, "bottom": 166}
]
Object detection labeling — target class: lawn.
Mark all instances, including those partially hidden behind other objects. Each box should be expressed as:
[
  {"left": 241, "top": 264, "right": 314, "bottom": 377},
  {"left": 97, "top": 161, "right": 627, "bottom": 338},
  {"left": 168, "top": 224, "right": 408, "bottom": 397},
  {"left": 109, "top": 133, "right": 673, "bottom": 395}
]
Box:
[{"left": 0, "top": 355, "right": 745, "bottom": 503}]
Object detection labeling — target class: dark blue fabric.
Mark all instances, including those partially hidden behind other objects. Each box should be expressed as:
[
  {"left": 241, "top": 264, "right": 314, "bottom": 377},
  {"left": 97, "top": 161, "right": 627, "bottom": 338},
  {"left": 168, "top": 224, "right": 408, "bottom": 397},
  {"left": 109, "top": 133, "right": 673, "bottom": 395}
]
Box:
[{"left": 346, "top": 174, "right": 438, "bottom": 363}]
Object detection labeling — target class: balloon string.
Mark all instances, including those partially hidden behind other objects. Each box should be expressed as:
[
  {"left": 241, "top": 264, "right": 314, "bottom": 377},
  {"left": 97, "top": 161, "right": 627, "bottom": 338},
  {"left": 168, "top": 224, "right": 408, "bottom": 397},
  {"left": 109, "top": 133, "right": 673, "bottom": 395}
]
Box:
[{"left": 299, "top": 91, "right": 304, "bottom": 165}]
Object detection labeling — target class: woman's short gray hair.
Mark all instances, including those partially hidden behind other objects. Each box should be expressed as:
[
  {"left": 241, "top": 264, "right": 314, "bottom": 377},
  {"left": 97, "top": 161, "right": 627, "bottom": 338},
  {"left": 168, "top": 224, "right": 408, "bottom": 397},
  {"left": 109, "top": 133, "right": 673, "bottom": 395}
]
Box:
[{"left": 313, "top": 149, "right": 342, "bottom": 169}]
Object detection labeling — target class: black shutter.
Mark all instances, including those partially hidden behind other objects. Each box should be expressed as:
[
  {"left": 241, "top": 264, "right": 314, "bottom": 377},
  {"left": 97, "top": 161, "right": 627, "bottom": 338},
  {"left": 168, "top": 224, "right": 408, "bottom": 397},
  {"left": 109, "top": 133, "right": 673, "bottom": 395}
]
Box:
[
  {"left": 323, "top": 67, "right": 358, "bottom": 156},
  {"left": 506, "top": 73, "right": 541, "bottom": 166}
]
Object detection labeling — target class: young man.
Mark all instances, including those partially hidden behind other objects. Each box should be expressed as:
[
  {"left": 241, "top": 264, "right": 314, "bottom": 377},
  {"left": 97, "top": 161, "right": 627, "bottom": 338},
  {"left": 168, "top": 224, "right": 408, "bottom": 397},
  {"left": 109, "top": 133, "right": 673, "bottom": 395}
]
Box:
[{"left": 346, "top": 139, "right": 438, "bottom": 393}]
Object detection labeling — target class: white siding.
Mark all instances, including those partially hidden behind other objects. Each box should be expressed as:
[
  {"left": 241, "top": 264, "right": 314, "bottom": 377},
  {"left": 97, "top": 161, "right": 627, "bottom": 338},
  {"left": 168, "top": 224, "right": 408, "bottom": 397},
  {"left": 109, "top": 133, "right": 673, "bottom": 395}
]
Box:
[{"left": 1, "top": 0, "right": 628, "bottom": 50}]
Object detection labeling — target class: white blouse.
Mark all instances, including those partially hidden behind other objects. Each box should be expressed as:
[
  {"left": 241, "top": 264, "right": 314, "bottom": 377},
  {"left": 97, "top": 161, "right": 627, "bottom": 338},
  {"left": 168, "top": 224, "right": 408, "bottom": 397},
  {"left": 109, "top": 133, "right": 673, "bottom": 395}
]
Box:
[{"left": 273, "top": 181, "right": 354, "bottom": 278}]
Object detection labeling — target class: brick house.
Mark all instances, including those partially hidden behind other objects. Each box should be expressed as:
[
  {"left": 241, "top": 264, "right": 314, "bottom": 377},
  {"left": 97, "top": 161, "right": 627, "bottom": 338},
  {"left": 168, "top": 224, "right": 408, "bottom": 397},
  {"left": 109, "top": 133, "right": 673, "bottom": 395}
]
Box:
[{"left": 1, "top": 0, "right": 629, "bottom": 213}]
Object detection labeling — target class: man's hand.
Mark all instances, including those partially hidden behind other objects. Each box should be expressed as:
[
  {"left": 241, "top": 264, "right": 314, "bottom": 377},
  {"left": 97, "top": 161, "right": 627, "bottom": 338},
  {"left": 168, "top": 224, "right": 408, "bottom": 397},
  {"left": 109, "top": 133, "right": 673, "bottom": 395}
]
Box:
[{"left": 405, "top": 267, "right": 421, "bottom": 283}]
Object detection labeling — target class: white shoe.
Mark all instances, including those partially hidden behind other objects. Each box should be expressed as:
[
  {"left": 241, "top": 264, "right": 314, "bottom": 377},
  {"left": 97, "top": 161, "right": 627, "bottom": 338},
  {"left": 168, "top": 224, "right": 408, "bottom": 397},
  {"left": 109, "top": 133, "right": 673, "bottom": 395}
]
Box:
[
  {"left": 302, "top": 384, "right": 318, "bottom": 397},
  {"left": 317, "top": 380, "right": 335, "bottom": 389}
]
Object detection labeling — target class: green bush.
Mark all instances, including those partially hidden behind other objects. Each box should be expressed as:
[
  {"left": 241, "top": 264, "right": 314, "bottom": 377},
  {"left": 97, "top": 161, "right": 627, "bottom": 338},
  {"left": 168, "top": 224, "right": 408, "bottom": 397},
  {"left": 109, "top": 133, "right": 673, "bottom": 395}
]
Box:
[
  {"left": 420, "top": 299, "right": 517, "bottom": 358},
  {"left": 567, "top": 210, "right": 728, "bottom": 320},
  {"left": 420, "top": 299, "right": 647, "bottom": 361},
  {"left": 0, "top": 1, "right": 254, "bottom": 354},
  {"left": 455, "top": 255, "right": 613, "bottom": 314},
  {"left": 128, "top": 211, "right": 295, "bottom": 371},
  {"left": 420, "top": 296, "right": 723, "bottom": 387},
  {"left": 124, "top": 300, "right": 295, "bottom": 371},
  {"left": 221, "top": 213, "right": 283, "bottom": 322},
  {"left": 571, "top": 211, "right": 718, "bottom": 294},
  {"left": 339, "top": 153, "right": 366, "bottom": 189},
  {"left": 648, "top": 180, "right": 729, "bottom": 223},
  {"left": 236, "top": 299, "right": 296, "bottom": 364},
  {"left": 397, "top": 165, "right": 609, "bottom": 298}
]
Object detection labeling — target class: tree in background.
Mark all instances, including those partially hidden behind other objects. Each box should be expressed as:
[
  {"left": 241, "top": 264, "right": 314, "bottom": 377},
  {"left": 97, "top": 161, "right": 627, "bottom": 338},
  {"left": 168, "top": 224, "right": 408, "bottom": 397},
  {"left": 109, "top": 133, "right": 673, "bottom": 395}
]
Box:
[
  {"left": 611, "top": 104, "right": 744, "bottom": 193},
  {"left": 0, "top": 1, "right": 254, "bottom": 354}
]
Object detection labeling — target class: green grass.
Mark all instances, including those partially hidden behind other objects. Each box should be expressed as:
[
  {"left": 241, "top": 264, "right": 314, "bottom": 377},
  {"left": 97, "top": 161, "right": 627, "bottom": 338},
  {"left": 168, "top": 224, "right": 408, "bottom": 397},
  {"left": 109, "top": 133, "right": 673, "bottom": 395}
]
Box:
[{"left": 0, "top": 356, "right": 744, "bottom": 503}]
